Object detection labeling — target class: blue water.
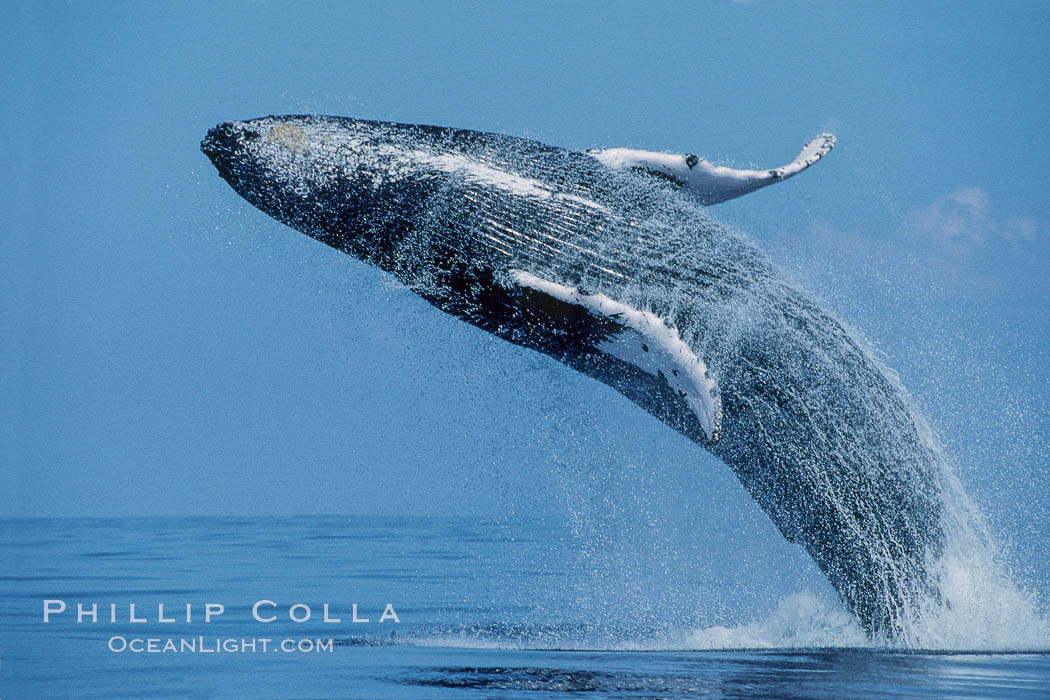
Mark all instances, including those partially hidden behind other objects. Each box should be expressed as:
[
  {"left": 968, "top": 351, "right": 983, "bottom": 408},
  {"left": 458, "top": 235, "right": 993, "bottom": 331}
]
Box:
[{"left": 2, "top": 517, "right": 1047, "bottom": 698}]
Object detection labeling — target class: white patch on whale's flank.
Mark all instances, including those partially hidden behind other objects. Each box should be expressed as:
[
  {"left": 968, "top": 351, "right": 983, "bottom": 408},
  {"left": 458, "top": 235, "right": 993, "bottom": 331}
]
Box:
[
  {"left": 511, "top": 270, "right": 722, "bottom": 443},
  {"left": 422, "top": 152, "right": 610, "bottom": 212},
  {"left": 424, "top": 152, "right": 554, "bottom": 199},
  {"left": 589, "top": 133, "right": 835, "bottom": 206}
]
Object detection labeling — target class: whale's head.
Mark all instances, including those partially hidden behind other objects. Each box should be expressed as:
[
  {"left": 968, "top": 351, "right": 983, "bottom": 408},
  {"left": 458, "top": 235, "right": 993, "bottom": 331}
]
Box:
[{"left": 201, "top": 115, "right": 447, "bottom": 257}]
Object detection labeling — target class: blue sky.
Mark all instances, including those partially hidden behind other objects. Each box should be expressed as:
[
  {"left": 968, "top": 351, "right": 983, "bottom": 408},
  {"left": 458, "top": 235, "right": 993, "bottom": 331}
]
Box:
[{"left": 2, "top": 0, "right": 1047, "bottom": 585}]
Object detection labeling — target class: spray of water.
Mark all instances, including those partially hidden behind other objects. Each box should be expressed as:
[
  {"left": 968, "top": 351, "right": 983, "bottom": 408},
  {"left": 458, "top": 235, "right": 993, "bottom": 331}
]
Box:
[{"left": 681, "top": 403, "right": 1050, "bottom": 651}]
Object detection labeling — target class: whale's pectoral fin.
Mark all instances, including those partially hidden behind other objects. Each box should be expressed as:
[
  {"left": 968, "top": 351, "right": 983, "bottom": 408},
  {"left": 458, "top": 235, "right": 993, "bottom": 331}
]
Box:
[
  {"left": 770, "top": 132, "right": 837, "bottom": 181},
  {"left": 511, "top": 270, "right": 722, "bottom": 444},
  {"left": 587, "top": 132, "right": 835, "bottom": 206}
]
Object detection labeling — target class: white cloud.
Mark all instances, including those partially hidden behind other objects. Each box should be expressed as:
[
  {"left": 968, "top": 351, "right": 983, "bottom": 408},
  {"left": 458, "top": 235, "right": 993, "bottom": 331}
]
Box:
[
  {"left": 904, "top": 187, "right": 1037, "bottom": 256},
  {"left": 780, "top": 188, "right": 1041, "bottom": 303},
  {"left": 1002, "top": 216, "right": 1037, "bottom": 243}
]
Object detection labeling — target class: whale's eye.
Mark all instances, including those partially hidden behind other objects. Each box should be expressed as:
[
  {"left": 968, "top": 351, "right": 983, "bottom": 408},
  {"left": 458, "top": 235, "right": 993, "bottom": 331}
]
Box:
[
  {"left": 241, "top": 128, "right": 261, "bottom": 140},
  {"left": 685, "top": 154, "right": 700, "bottom": 169}
]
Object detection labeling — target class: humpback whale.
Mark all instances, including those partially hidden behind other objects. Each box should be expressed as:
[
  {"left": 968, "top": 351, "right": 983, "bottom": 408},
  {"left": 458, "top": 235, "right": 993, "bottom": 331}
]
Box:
[{"left": 201, "top": 116, "right": 946, "bottom": 640}]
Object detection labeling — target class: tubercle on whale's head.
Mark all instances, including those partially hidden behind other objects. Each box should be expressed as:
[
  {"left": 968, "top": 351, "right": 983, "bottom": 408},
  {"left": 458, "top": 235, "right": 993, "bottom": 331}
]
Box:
[{"left": 200, "top": 118, "right": 281, "bottom": 180}]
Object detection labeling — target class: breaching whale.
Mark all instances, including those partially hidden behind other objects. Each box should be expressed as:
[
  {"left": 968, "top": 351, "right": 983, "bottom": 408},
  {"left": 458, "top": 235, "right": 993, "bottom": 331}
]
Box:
[{"left": 201, "top": 116, "right": 946, "bottom": 640}]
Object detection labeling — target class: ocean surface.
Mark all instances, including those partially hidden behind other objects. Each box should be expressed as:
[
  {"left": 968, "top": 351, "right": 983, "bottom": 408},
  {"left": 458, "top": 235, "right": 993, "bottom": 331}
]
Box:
[{"left": 1, "top": 516, "right": 1048, "bottom": 698}]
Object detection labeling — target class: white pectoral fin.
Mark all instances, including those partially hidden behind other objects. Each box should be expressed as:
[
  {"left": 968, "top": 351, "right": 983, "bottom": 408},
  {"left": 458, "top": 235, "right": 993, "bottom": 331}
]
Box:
[
  {"left": 588, "top": 132, "right": 835, "bottom": 205},
  {"left": 771, "top": 132, "right": 836, "bottom": 180},
  {"left": 512, "top": 270, "right": 722, "bottom": 443}
]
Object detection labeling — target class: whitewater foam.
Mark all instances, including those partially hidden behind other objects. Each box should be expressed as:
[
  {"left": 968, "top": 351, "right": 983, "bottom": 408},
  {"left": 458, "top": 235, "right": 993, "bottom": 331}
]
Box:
[
  {"left": 902, "top": 470, "right": 1050, "bottom": 651},
  {"left": 684, "top": 592, "right": 871, "bottom": 650}
]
